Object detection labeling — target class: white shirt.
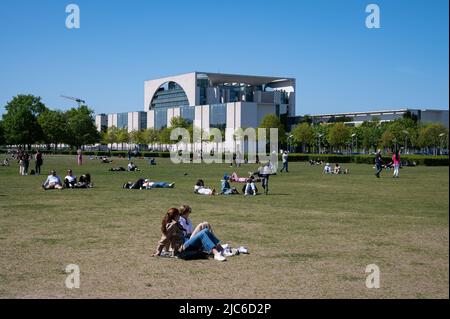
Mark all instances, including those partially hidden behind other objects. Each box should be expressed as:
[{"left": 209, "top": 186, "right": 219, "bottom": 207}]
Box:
[
  {"left": 65, "top": 175, "right": 76, "bottom": 182},
  {"left": 179, "top": 216, "right": 193, "bottom": 237}
]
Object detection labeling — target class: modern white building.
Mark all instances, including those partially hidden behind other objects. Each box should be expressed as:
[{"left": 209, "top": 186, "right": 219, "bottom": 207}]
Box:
[{"left": 96, "top": 71, "right": 296, "bottom": 151}]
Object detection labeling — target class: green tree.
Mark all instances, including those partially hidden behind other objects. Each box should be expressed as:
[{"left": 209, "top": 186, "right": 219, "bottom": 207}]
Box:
[
  {"left": 102, "top": 126, "right": 119, "bottom": 148},
  {"left": 291, "top": 122, "right": 314, "bottom": 152},
  {"left": 312, "top": 124, "right": 330, "bottom": 153},
  {"left": 417, "top": 123, "right": 448, "bottom": 155},
  {"left": 327, "top": 122, "right": 351, "bottom": 152},
  {"left": 144, "top": 128, "right": 159, "bottom": 146},
  {"left": 65, "top": 105, "right": 100, "bottom": 148},
  {"left": 0, "top": 121, "right": 5, "bottom": 146},
  {"left": 259, "top": 114, "right": 286, "bottom": 147},
  {"left": 359, "top": 120, "right": 382, "bottom": 153},
  {"left": 116, "top": 128, "right": 130, "bottom": 150},
  {"left": 169, "top": 116, "right": 190, "bottom": 129},
  {"left": 130, "top": 130, "right": 147, "bottom": 146},
  {"left": 37, "top": 110, "right": 67, "bottom": 150},
  {"left": 1, "top": 94, "right": 47, "bottom": 148},
  {"left": 158, "top": 127, "right": 173, "bottom": 145}
]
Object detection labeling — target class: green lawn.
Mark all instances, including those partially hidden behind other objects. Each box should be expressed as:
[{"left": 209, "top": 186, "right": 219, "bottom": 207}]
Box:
[{"left": 0, "top": 155, "right": 448, "bottom": 298}]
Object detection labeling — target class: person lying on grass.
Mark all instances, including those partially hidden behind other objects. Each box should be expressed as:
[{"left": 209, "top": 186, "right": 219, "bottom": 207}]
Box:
[
  {"left": 123, "top": 178, "right": 174, "bottom": 189},
  {"left": 109, "top": 166, "right": 126, "bottom": 171},
  {"left": 42, "top": 170, "right": 63, "bottom": 190},
  {"left": 194, "top": 179, "right": 218, "bottom": 195},
  {"left": 152, "top": 207, "right": 236, "bottom": 261},
  {"left": 230, "top": 171, "right": 261, "bottom": 183},
  {"left": 220, "top": 174, "right": 239, "bottom": 195}
]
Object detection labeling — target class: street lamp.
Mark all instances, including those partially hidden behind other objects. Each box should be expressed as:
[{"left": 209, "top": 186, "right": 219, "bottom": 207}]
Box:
[
  {"left": 439, "top": 132, "right": 447, "bottom": 155},
  {"left": 402, "top": 130, "right": 409, "bottom": 154},
  {"left": 317, "top": 133, "right": 324, "bottom": 154},
  {"left": 287, "top": 134, "right": 293, "bottom": 153},
  {"left": 351, "top": 133, "right": 356, "bottom": 154}
]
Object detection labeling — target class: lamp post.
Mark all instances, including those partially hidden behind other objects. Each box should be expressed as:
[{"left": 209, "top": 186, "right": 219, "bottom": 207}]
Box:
[
  {"left": 439, "top": 132, "right": 446, "bottom": 155},
  {"left": 351, "top": 133, "right": 356, "bottom": 154},
  {"left": 317, "top": 133, "right": 323, "bottom": 154},
  {"left": 402, "top": 130, "right": 409, "bottom": 154},
  {"left": 287, "top": 134, "right": 293, "bottom": 153}
]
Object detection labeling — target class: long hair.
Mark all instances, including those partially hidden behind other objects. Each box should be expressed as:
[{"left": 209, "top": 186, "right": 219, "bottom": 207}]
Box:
[
  {"left": 161, "top": 208, "right": 180, "bottom": 234},
  {"left": 179, "top": 204, "right": 191, "bottom": 216},
  {"left": 395, "top": 149, "right": 400, "bottom": 161}
]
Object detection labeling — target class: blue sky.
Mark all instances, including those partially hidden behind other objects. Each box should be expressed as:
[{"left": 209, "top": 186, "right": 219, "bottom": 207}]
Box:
[{"left": 0, "top": 0, "right": 448, "bottom": 116}]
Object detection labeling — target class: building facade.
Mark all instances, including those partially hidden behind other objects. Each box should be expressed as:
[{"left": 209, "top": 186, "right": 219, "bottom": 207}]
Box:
[{"left": 96, "top": 71, "right": 296, "bottom": 151}]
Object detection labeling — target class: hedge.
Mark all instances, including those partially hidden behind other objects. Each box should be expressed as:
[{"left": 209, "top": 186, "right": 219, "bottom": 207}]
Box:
[
  {"left": 1, "top": 149, "right": 448, "bottom": 165},
  {"left": 287, "top": 153, "right": 449, "bottom": 166}
]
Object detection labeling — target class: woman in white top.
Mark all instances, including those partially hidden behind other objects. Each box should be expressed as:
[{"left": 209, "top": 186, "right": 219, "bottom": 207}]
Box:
[
  {"left": 194, "top": 179, "right": 217, "bottom": 196},
  {"left": 179, "top": 205, "right": 214, "bottom": 240}
]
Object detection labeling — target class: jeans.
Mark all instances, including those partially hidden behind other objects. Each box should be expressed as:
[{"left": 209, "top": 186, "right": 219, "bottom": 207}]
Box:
[
  {"left": 183, "top": 228, "right": 220, "bottom": 253},
  {"left": 280, "top": 161, "right": 288, "bottom": 172},
  {"left": 393, "top": 164, "right": 400, "bottom": 177},
  {"left": 375, "top": 163, "right": 382, "bottom": 177},
  {"left": 151, "top": 182, "right": 171, "bottom": 188}
]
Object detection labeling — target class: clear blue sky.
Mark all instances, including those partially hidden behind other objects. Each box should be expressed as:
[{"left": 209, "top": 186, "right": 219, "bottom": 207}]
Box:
[{"left": 0, "top": 0, "right": 448, "bottom": 116}]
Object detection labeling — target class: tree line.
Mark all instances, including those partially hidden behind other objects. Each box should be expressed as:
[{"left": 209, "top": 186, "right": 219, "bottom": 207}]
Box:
[
  {"left": 291, "top": 115, "right": 448, "bottom": 154},
  {"left": 0, "top": 94, "right": 100, "bottom": 149}
]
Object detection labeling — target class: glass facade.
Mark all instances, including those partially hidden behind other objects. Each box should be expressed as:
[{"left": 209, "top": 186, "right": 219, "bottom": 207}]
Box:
[
  {"left": 117, "top": 113, "right": 128, "bottom": 129},
  {"left": 180, "top": 106, "right": 195, "bottom": 124},
  {"left": 139, "top": 112, "right": 147, "bottom": 130},
  {"left": 155, "top": 109, "right": 168, "bottom": 130},
  {"left": 150, "top": 82, "right": 189, "bottom": 110},
  {"left": 209, "top": 104, "right": 226, "bottom": 131}
]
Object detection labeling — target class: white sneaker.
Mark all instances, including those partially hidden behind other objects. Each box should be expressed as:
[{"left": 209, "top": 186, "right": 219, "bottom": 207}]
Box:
[
  {"left": 237, "top": 246, "right": 249, "bottom": 254},
  {"left": 222, "top": 244, "right": 229, "bottom": 249},
  {"left": 223, "top": 248, "right": 239, "bottom": 257},
  {"left": 214, "top": 253, "right": 226, "bottom": 262}
]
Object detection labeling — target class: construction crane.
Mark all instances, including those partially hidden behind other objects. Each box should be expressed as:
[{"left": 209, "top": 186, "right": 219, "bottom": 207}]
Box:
[{"left": 61, "top": 95, "right": 86, "bottom": 107}]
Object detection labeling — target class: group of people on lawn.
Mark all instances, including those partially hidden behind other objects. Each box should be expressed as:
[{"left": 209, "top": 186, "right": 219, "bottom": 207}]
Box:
[
  {"left": 42, "top": 169, "right": 93, "bottom": 190},
  {"left": 193, "top": 162, "right": 276, "bottom": 196}
]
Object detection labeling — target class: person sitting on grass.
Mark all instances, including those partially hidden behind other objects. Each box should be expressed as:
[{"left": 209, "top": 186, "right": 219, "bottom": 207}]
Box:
[
  {"left": 152, "top": 207, "right": 232, "bottom": 261},
  {"left": 194, "top": 179, "right": 217, "bottom": 195},
  {"left": 220, "top": 174, "right": 239, "bottom": 195},
  {"left": 323, "top": 163, "right": 332, "bottom": 174},
  {"left": 333, "top": 163, "right": 341, "bottom": 175},
  {"left": 77, "top": 173, "right": 93, "bottom": 188},
  {"left": 244, "top": 175, "right": 257, "bottom": 196},
  {"left": 1, "top": 158, "right": 9, "bottom": 166},
  {"left": 178, "top": 204, "right": 245, "bottom": 256},
  {"left": 42, "top": 170, "right": 63, "bottom": 190},
  {"left": 178, "top": 204, "right": 215, "bottom": 239},
  {"left": 127, "top": 161, "right": 140, "bottom": 171},
  {"left": 64, "top": 169, "right": 77, "bottom": 188}
]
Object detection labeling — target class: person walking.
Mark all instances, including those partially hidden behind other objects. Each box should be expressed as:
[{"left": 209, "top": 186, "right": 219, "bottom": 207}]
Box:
[
  {"left": 23, "top": 152, "right": 30, "bottom": 175},
  {"left": 392, "top": 149, "right": 401, "bottom": 178},
  {"left": 77, "top": 149, "right": 83, "bottom": 166},
  {"left": 280, "top": 150, "right": 289, "bottom": 173},
  {"left": 35, "top": 150, "right": 43, "bottom": 175},
  {"left": 375, "top": 149, "right": 383, "bottom": 178}
]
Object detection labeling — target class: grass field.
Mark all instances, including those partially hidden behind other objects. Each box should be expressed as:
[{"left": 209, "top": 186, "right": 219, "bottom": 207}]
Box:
[{"left": 0, "top": 155, "right": 448, "bottom": 298}]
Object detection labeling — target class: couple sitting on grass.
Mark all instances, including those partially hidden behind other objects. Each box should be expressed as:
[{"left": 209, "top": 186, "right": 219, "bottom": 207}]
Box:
[
  {"left": 323, "top": 163, "right": 349, "bottom": 175},
  {"left": 152, "top": 205, "right": 248, "bottom": 262},
  {"left": 123, "top": 178, "right": 175, "bottom": 189},
  {"left": 193, "top": 175, "right": 257, "bottom": 196},
  {"left": 42, "top": 169, "right": 93, "bottom": 190}
]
